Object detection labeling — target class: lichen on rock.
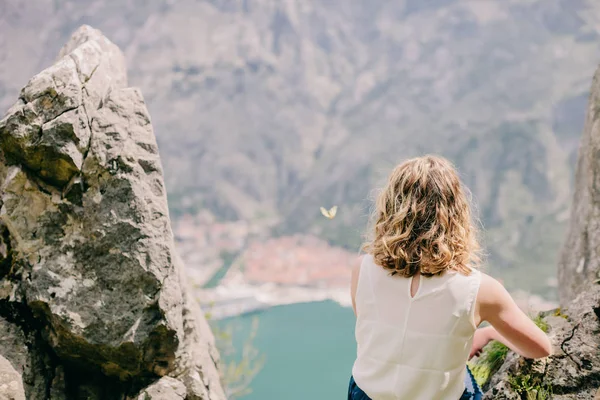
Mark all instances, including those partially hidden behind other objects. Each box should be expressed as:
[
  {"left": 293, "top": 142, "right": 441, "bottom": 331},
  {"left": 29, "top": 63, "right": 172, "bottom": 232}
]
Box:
[{"left": 0, "top": 25, "right": 225, "bottom": 399}]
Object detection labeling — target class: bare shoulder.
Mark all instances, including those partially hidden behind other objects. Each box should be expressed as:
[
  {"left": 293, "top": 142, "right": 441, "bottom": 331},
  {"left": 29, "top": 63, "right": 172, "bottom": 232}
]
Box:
[
  {"left": 476, "top": 270, "right": 498, "bottom": 286},
  {"left": 477, "top": 272, "right": 506, "bottom": 300},
  {"left": 476, "top": 272, "right": 513, "bottom": 314}
]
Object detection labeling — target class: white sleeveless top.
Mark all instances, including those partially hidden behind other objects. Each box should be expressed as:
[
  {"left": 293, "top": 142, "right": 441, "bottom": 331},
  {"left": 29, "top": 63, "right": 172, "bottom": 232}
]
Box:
[{"left": 352, "top": 254, "right": 481, "bottom": 400}]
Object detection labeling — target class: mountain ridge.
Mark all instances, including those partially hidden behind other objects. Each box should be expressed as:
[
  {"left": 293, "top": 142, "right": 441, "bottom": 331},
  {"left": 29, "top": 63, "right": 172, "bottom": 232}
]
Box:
[{"left": 2, "top": 0, "right": 600, "bottom": 295}]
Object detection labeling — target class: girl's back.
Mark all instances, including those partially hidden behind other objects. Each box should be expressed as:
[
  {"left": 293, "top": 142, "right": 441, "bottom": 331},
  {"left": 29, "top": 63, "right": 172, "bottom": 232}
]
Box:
[
  {"left": 349, "top": 155, "right": 552, "bottom": 400},
  {"left": 353, "top": 255, "right": 480, "bottom": 400}
]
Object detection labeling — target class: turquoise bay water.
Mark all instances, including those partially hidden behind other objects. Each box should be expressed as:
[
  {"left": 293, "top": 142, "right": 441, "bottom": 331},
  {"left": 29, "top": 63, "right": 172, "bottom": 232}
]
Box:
[{"left": 217, "top": 301, "right": 356, "bottom": 400}]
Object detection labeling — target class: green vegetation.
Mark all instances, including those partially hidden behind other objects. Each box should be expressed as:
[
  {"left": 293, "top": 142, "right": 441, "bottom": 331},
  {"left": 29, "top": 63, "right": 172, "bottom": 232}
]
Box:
[
  {"left": 532, "top": 314, "right": 549, "bottom": 333},
  {"left": 508, "top": 373, "right": 552, "bottom": 400},
  {"left": 204, "top": 308, "right": 265, "bottom": 399},
  {"left": 469, "top": 314, "right": 550, "bottom": 388},
  {"left": 214, "top": 317, "right": 266, "bottom": 399},
  {"left": 505, "top": 314, "right": 552, "bottom": 399},
  {"left": 468, "top": 340, "right": 509, "bottom": 388},
  {"left": 552, "top": 308, "right": 568, "bottom": 320}
]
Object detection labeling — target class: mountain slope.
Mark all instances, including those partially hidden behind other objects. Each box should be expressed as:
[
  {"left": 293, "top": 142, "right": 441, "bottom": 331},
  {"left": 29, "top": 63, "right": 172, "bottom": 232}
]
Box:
[{"left": 2, "top": 0, "right": 600, "bottom": 295}]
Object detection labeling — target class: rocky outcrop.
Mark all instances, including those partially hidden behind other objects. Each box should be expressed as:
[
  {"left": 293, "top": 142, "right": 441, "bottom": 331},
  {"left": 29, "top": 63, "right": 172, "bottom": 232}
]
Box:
[
  {"left": 557, "top": 66, "right": 600, "bottom": 307},
  {"left": 478, "top": 66, "right": 600, "bottom": 400},
  {"left": 0, "top": 25, "right": 225, "bottom": 399},
  {"left": 482, "top": 286, "right": 600, "bottom": 399}
]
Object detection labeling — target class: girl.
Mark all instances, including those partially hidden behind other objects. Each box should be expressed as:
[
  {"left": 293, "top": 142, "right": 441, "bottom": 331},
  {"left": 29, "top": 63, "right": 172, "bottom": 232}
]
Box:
[{"left": 348, "top": 155, "right": 552, "bottom": 400}]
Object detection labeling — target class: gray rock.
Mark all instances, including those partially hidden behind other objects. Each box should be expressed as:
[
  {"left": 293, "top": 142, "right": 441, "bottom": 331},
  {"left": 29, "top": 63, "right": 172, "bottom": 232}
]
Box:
[
  {"left": 0, "top": 316, "right": 27, "bottom": 374},
  {"left": 0, "top": 355, "right": 25, "bottom": 400},
  {"left": 0, "top": 25, "right": 225, "bottom": 399},
  {"left": 557, "top": 65, "right": 600, "bottom": 306},
  {"left": 0, "top": 317, "right": 26, "bottom": 400},
  {"left": 483, "top": 287, "right": 600, "bottom": 398},
  {"left": 133, "top": 376, "right": 187, "bottom": 400},
  {"left": 483, "top": 65, "right": 600, "bottom": 399},
  {"left": 0, "top": 310, "right": 54, "bottom": 399},
  {"left": 169, "top": 253, "right": 224, "bottom": 400}
]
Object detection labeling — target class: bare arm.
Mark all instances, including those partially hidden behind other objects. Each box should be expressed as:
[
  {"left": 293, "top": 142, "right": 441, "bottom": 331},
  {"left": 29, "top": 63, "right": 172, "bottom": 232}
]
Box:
[
  {"left": 470, "top": 326, "right": 516, "bottom": 359},
  {"left": 475, "top": 273, "right": 552, "bottom": 359}
]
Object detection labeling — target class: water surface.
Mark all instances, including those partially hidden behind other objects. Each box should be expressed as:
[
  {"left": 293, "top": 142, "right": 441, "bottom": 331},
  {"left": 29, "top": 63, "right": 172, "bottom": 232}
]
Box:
[{"left": 218, "top": 300, "right": 356, "bottom": 400}]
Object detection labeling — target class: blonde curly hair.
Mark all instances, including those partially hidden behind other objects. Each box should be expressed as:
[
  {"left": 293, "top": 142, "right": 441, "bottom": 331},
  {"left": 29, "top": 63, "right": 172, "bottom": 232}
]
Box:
[{"left": 362, "top": 155, "right": 481, "bottom": 277}]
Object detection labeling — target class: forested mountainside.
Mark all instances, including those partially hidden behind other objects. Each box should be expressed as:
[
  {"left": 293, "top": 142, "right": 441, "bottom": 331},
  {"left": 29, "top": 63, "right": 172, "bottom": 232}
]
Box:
[{"left": 2, "top": 0, "right": 600, "bottom": 295}]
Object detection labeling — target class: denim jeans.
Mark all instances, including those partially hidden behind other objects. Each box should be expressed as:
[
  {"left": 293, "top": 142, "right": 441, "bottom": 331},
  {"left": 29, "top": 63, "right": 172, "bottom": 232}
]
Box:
[{"left": 347, "top": 366, "right": 483, "bottom": 400}]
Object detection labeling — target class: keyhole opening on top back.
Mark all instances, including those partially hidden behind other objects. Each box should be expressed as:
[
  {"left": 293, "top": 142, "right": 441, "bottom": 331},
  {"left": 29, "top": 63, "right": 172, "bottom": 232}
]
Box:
[{"left": 410, "top": 273, "right": 421, "bottom": 298}]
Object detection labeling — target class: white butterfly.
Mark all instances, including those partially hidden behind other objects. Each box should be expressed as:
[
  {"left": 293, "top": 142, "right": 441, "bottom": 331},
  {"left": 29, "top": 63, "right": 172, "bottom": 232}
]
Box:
[{"left": 320, "top": 205, "right": 338, "bottom": 219}]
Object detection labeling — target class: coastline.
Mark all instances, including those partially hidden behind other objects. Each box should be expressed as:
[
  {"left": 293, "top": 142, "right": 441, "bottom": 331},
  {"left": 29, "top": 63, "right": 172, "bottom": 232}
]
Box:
[
  {"left": 179, "top": 224, "right": 560, "bottom": 321},
  {"left": 198, "top": 272, "right": 557, "bottom": 320},
  {"left": 195, "top": 251, "right": 559, "bottom": 320},
  {"left": 199, "top": 281, "right": 351, "bottom": 320},
  {"left": 199, "top": 268, "right": 352, "bottom": 319}
]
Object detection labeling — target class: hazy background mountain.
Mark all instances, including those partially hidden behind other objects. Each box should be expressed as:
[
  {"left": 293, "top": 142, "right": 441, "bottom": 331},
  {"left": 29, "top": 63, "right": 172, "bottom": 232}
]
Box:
[{"left": 2, "top": 0, "right": 600, "bottom": 297}]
